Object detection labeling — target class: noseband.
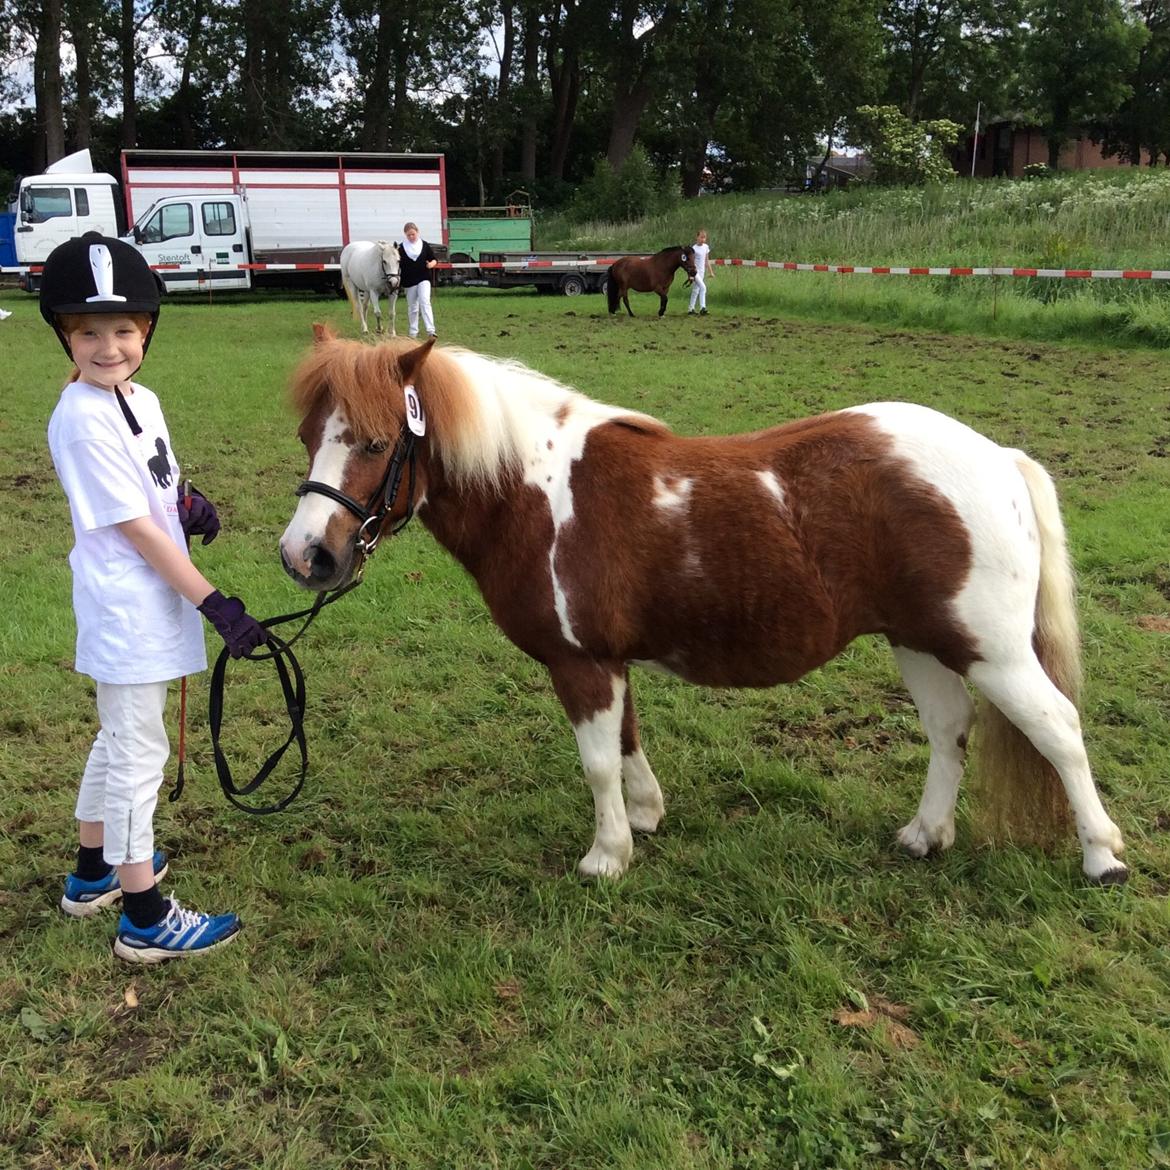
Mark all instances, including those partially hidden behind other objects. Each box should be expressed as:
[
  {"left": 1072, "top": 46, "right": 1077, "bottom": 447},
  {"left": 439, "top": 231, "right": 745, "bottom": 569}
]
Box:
[{"left": 295, "top": 424, "right": 418, "bottom": 564}]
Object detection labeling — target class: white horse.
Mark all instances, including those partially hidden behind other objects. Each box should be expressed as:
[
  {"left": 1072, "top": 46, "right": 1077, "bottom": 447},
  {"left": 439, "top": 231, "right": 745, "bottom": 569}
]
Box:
[{"left": 340, "top": 240, "right": 402, "bottom": 336}]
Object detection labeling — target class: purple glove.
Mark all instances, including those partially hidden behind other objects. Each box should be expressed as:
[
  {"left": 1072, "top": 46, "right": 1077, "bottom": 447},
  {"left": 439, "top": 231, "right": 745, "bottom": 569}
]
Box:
[
  {"left": 178, "top": 487, "right": 221, "bottom": 545},
  {"left": 198, "top": 590, "right": 268, "bottom": 658}
]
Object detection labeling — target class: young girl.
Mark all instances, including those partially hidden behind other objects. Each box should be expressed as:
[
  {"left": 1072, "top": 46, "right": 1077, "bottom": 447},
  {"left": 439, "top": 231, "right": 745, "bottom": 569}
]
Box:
[
  {"left": 688, "top": 229, "right": 714, "bottom": 316},
  {"left": 41, "top": 232, "right": 268, "bottom": 963}
]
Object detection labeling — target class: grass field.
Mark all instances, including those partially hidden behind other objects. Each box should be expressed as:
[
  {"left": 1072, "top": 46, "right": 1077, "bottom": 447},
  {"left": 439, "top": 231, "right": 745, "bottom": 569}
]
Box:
[
  {"left": 541, "top": 171, "right": 1170, "bottom": 347},
  {"left": 1, "top": 280, "right": 1169, "bottom": 1169}
]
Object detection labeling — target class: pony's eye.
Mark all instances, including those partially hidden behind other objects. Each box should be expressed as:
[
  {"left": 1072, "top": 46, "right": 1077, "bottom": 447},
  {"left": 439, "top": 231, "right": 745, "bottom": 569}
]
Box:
[{"left": 366, "top": 438, "right": 389, "bottom": 455}]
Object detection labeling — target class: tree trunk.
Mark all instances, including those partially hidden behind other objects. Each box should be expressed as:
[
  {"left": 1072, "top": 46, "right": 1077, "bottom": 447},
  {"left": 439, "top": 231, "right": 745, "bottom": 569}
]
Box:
[
  {"left": 545, "top": 0, "right": 581, "bottom": 182},
  {"left": 491, "top": 1, "right": 515, "bottom": 186},
  {"left": 242, "top": 0, "right": 267, "bottom": 146},
  {"left": 69, "top": 1, "right": 94, "bottom": 149},
  {"left": 361, "top": 0, "right": 395, "bottom": 151},
  {"left": 547, "top": 54, "right": 579, "bottom": 180},
  {"left": 605, "top": 80, "right": 652, "bottom": 171},
  {"left": 120, "top": 0, "right": 137, "bottom": 147},
  {"left": 174, "top": 0, "right": 206, "bottom": 149},
  {"left": 519, "top": 3, "right": 540, "bottom": 181},
  {"left": 603, "top": 0, "right": 680, "bottom": 171},
  {"left": 35, "top": 0, "right": 67, "bottom": 164},
  {"left": 391, "top": 6, "right": 413, "bottom": 148}
]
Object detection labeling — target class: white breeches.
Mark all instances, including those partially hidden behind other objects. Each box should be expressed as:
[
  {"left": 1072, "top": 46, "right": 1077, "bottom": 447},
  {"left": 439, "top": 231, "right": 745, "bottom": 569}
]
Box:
[
  {"left": 75, "top": 681, "right": 170, "bottom": 866},
  {"left": 406, "top": 281, "right": 435, "bottom": 336},
  {"left": 688, "top": 272, "right": 707, "bottom": 310}
]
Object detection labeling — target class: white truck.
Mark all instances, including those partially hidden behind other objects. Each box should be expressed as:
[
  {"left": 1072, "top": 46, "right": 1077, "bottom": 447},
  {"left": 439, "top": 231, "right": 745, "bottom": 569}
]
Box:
[{"left": 10, "top": 147, "right": 449, "bottom": 294}]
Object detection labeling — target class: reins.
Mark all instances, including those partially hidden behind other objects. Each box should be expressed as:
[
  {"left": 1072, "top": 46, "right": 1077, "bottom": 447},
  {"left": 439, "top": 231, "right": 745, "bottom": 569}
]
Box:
[{"left": 174, "top": 426, "right": 417, "bottom": 815}]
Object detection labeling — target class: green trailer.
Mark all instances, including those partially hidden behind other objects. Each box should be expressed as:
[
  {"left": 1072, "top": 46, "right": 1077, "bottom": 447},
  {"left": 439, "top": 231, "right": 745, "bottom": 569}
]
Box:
[{"left": 446, "top": 195, "right": 534, "bottom": 263}]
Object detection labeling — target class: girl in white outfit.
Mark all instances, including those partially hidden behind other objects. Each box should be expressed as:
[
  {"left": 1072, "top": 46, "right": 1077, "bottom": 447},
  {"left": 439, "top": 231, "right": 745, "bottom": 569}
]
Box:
[{"left": 688, "top": 229, "right": 714, "bottom": 315}]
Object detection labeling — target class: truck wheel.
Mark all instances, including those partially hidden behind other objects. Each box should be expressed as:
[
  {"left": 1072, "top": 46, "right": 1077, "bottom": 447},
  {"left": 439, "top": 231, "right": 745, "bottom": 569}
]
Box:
[{"left": 560, "top": 273, "right": 586, "bottom": 296}]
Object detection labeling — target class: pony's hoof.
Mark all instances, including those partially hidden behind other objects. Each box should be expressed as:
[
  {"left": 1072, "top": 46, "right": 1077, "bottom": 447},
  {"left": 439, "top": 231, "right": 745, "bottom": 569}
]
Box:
[
  {"left": 626, "top": 802, "right": 664, "bottom": 834},
  {"left": 577, "top": 845, "right": 630, "bottom": 879},
  {"left": 1089, "top": 865, "right": 1129, "bottom": 886},
  {"left": 897, "top": 816, "right": 954, "bottom": 858}
]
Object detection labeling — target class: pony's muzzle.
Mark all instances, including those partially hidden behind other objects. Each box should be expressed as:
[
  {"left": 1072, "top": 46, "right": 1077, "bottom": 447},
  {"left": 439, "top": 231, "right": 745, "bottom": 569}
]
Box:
[{"left": 280, "top": 539, "right": 345, "bottom": 590}]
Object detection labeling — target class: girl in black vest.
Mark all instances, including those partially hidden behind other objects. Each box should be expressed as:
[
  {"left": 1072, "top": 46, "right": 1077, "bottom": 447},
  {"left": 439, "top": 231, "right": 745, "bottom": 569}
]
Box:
[{"left": 397, "top": 222, "right": 438, "bottom": 339}]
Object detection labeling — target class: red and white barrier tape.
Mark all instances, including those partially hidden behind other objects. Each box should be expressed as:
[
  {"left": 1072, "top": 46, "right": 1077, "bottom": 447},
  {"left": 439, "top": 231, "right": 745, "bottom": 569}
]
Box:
[
  {"left": 5, "top": 257, "right": 1169, "bottom": 279},
  {"left": 712, "top": 258, "right": 1170, "bottom": 280}
]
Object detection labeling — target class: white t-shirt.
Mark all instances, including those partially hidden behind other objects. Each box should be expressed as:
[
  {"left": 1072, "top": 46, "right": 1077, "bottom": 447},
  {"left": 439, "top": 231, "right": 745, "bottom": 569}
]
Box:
[
  {"left": 693, "top": 242, "right": 710, "bottom": 275},
  {"left": 48, "top": 379, "right": 207, "bottom": 684}
]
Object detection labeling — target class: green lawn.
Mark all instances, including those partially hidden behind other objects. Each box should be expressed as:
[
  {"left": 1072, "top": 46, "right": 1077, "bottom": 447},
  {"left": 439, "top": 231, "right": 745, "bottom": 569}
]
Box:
[
  {"left": 541, "top": 172, "right": 1170, "bottom": 347},
  {"left": 1, "top": 282, "right": 1168, "bottom": 1169}
]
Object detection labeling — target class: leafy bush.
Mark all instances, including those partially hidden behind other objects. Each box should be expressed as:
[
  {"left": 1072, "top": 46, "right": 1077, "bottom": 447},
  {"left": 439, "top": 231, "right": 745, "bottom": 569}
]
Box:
[
  {"left": 849, "top": 106, "right": 963, "bottom": 186},
  {"left": 565, "top": 146, "right": 675, "bottom": 224},
  {"left": 1023, "top": 162, "right": 1053, "bottom": 180}
]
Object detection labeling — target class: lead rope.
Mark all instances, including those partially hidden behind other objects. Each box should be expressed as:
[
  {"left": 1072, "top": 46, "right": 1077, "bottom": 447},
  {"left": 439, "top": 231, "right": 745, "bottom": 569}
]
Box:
[
  {"left": 169, "top": 578, "right": 362, "bottom": 814},
  {"left": 175, "top": 479, "right": 192, "bottom": 798},
  {"left": 182, "top": 426, "right": 417, "bottom": 815}
]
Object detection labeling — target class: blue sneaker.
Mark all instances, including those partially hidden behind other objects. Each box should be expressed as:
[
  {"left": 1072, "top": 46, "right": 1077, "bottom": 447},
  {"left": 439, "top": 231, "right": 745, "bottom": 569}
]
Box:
[
  {"left": 113, "top": 897, "right": 242, "bottom": 964},
  {"left": 60, "top": 851, "right": 169, "bottom": 918}
]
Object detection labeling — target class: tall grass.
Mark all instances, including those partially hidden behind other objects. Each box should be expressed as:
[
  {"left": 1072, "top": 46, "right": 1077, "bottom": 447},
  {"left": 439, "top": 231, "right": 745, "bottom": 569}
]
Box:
[{"left": 539, "top": 170, "right": 1170, "bottom": 345}]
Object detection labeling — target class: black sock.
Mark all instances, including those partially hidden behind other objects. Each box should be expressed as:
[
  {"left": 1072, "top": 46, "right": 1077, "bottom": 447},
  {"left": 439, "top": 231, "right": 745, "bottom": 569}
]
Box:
[
  {"left": 122, "top": 885, "right": 168, "bottom": 929},
  {"left": 76, "top": 845, "right": 111, "bottom": 881}
]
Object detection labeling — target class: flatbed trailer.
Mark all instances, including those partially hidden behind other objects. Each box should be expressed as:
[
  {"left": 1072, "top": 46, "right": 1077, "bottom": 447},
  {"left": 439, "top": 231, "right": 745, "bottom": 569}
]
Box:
[{"left": 459, "top": 251, "right": 637, "bottom": 296}]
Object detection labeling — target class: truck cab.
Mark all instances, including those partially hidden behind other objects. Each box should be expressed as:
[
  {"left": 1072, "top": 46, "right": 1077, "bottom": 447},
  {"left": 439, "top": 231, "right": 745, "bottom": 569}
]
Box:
[
  {"left": 14, "top": 149, "right": 121, "bottom": 279},
  {"left": 129, "top": 193, "right": 251, "bottom": 291}
]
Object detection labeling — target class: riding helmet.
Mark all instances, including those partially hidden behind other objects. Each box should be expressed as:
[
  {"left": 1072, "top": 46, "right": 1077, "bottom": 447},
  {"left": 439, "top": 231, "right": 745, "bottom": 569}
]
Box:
[{"left": 39, "top": 231, "right": 165, "bottom": 360}]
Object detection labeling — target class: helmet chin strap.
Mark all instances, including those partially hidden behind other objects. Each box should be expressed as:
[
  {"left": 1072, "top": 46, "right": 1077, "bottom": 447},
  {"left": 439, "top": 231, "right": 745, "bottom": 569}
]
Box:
[{"left": 114, "top": 386, "right": 143, "bottom": 435}]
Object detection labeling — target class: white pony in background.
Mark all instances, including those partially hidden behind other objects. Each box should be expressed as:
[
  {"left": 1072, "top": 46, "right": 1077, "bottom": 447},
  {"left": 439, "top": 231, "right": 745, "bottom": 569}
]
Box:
[{"left": 340, "top": 240, "right": 402, "bottom": 336}]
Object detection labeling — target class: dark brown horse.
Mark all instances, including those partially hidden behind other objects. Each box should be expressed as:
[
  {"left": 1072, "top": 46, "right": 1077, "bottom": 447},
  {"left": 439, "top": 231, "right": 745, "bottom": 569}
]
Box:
[
  {"left": 606, "top": 245, "right": 696, "bottom": 317},
  {"left": 279, "top": 330, "right": 1128, "bottom": 886}
]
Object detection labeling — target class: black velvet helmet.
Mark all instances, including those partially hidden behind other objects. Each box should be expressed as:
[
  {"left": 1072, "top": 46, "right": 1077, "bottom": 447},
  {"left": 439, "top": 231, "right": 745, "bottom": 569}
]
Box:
[{"left": 39, "top": 231, "right": 165, "bottom": 360}]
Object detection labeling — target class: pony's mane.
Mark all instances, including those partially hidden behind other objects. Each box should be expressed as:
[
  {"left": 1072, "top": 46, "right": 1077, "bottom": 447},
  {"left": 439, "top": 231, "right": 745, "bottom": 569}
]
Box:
[{"left": 290, "top": 336, "right": 669, "bottom": 488}]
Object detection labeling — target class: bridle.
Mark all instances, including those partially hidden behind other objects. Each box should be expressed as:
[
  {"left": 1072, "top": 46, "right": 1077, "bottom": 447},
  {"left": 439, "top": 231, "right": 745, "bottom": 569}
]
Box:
[
  {"left": 188, "top": 425, "right": 420, "bottom": 815},
  {"left": 382, "top": 253, "right": 402, "bottom": 292},
  {"left": 294, "top": 424, "right": 419, "bottom": 560}
]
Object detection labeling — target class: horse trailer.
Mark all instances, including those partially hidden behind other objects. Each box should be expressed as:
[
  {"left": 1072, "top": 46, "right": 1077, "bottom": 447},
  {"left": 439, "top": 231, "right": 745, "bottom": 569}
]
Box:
[{"left": 11, "top": 148, "right": 448, "bottom": 295}]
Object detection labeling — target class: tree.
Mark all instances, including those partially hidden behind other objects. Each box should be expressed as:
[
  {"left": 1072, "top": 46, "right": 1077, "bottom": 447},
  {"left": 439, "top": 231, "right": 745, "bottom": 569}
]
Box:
[
  {"left": 544, "top": 0, "right": 586, "bottom": 181},
  {"left": 851, "top": 103, "right": 962, "bottom": 182},
  {"left": 29, "top": 0, "right": 66, "bottom": 165},
  {"left": 1097, "top": 0, "right": 1170, "bottom": 165},
  {"left": 595, "top": 0, "right": 683, "bottom": 171},
  {"left": 1021, "top": 0, "right": 1147, "bottom": 168}
]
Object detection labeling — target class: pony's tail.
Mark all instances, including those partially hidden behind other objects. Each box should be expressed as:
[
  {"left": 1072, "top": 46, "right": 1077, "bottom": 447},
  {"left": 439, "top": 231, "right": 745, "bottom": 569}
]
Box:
[
  {"left": 971, "top": 453, "right": 1077, "bottom": 849},
  {"left": 606, "top": 266, "right": 620, "bottom": 314},
  {"left": 342, "top": 275, "right": 359, "bottom": 322}
]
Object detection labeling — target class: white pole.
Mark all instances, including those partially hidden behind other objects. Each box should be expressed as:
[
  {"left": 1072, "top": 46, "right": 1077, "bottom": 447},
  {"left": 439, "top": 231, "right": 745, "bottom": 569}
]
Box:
[{"left": 971, "top": 101, "right": 982, "bottom": 179}]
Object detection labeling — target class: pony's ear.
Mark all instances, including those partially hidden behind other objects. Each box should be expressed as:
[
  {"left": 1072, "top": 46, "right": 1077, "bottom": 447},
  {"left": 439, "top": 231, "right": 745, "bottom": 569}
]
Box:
[
  {"left": 312, "top": 322, "right": 336, "bottom": 345},
  {"left": 397, "top": 336, "right": 435, "bottom": 383}
]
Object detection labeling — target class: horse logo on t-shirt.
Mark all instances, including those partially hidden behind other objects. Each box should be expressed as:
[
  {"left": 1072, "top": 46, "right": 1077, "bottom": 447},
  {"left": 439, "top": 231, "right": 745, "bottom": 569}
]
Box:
[{"left": 148, "top": 437, "right": 173, "bottom": 488}]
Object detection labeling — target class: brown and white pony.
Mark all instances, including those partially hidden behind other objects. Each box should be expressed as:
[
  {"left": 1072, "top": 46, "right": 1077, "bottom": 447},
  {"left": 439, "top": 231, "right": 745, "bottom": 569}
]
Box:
[{"left": 279, "top": 329, "right": 1127, "bottom": 885}]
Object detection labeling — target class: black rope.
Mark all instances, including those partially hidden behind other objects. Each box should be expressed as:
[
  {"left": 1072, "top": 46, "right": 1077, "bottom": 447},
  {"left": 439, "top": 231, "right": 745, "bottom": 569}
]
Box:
[
  {"left": 181, "top": 425, "right": 418, "bottom": 815},
  {"left": 170, "top": 579, "right": 361, "bottom": 815}
]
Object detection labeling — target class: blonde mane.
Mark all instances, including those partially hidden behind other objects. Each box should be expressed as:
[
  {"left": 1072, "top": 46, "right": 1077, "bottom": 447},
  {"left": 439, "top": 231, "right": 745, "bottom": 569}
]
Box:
[{"left": 290, "top": 336, "right": 668, "bottom": 488}]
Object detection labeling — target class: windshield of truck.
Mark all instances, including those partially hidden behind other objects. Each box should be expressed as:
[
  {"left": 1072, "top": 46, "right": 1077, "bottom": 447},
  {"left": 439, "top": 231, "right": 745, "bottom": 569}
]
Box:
[
  {"left": 141, "top": 203, "right": 193, "bottom": 243},
  {"left": 23, "top": 187, "right": 72, "bottom": 222}
]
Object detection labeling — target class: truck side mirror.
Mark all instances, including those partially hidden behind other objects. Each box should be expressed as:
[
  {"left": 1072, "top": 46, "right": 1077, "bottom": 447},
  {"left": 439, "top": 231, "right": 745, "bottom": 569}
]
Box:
[{"left": 132, "top": 225, "right": 143, "bottom": 244}]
